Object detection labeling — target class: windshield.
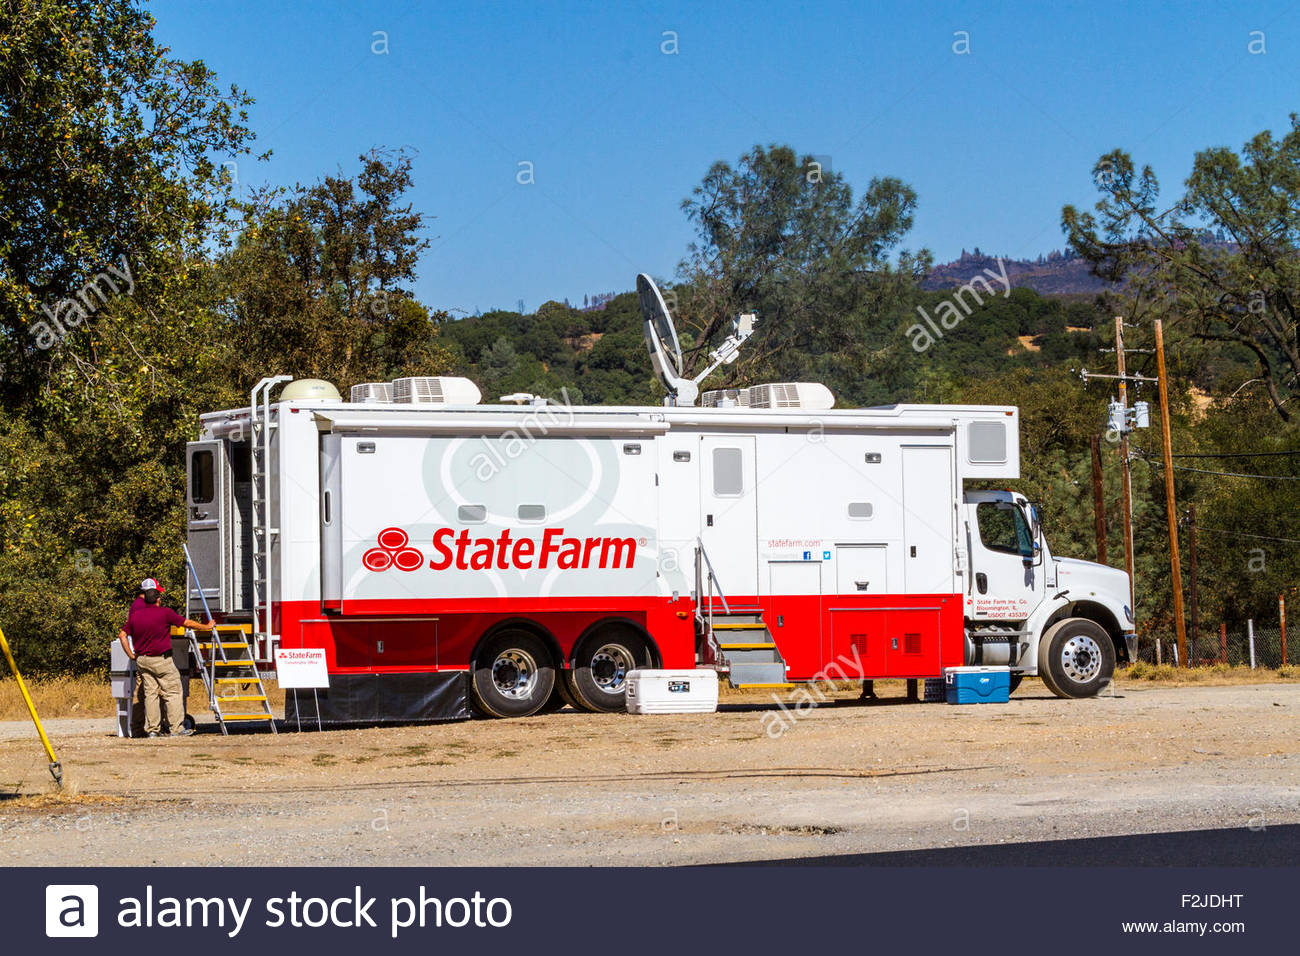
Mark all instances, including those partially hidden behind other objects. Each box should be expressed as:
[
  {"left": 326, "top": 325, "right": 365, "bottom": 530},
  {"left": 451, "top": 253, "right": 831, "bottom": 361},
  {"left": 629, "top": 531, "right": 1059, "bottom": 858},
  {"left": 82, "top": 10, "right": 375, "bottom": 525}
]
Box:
[{"left": 977, "top": 502, "right": 1035, "bottom": 559}]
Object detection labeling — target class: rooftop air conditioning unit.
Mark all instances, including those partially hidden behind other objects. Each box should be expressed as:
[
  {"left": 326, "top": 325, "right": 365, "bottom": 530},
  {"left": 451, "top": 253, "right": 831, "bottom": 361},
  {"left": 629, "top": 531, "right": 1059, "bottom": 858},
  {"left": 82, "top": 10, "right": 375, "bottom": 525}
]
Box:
[
  {"left": 700, "top": 388, "right": 750, "bottom": 408},
  {"left": 744, "top": 382, "right": 835, "bottom": 410},
  {"left": 390, "top": 376, "right": 483, "bottom": 406},
  {"left": 350, "top": 383, "right": 393, "bottom": 404}
]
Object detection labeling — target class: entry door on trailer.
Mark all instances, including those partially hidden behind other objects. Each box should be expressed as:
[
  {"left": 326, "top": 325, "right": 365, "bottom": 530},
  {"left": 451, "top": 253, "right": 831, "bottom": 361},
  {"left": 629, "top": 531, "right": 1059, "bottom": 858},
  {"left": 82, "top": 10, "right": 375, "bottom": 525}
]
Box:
[
  {"left": 900, "top": 445, "right": 956, "bottom": 594},
  {"left": 699, "top": 436, "right": 759, "bottom": 598},
  {"left": 186, "top": 439, "right": 228, "bottom": 612}
]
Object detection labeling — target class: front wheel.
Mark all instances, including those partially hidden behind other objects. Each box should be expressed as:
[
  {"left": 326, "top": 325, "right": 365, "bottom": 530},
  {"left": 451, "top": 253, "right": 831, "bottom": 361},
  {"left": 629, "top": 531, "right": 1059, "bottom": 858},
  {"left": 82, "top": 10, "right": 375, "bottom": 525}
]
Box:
[
  {"left": 1037, "top": 618, "right": 1115, "bottom": 698},
  {"left": 471, "top": 629, "right": 556, "bottom": 718}
]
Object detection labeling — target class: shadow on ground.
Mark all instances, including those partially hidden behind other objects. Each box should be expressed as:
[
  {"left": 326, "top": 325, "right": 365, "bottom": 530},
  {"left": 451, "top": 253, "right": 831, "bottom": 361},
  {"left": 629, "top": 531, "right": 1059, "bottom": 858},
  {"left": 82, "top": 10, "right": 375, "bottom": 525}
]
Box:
[{"left": 735, "top": 824, "right": 1300, "bottom": 866}]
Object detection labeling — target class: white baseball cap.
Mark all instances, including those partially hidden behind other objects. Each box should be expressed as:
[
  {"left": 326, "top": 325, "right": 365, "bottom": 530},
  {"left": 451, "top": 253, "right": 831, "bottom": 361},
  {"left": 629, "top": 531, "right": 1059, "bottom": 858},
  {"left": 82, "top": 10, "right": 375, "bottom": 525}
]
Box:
[{"left": 140, "top": 577, "right": 165, "bottom": 593}]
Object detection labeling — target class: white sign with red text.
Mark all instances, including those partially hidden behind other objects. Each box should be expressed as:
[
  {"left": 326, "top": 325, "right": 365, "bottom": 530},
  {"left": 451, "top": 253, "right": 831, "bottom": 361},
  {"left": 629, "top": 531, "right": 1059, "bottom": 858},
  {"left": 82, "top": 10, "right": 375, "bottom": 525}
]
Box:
[{"left": 275, "top": 648, "right": 329, "bottom": 689}]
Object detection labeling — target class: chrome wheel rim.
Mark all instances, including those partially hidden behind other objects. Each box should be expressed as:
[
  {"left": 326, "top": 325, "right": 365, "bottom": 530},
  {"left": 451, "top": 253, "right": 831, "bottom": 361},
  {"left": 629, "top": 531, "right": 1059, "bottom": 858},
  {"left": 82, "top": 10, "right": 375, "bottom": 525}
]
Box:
[
  {"left": 590, "top": 643, "right": 634, "bottom": 694},
  {"left": 492, "top": 649, "right": 538, "bottom": 700},
  {"left": 1061, "top": 633, "right": 1103, "bottom": 684}
]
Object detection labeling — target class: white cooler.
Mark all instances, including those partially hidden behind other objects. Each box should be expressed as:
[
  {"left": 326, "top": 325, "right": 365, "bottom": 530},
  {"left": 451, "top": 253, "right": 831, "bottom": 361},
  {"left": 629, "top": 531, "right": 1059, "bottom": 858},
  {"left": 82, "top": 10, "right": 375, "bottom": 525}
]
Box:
[
  {"left": 625, "top": 669, "right": 719, "bottom": 714},
  {"left": 110, "top": 636, "right": 194, "bottom": 737}
]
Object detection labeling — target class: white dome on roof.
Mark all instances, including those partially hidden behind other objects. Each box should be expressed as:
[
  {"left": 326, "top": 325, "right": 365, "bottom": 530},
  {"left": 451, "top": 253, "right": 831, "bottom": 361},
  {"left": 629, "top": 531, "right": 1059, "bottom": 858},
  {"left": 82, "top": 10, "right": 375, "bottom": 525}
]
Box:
[{"left": 280, "top": 379, "right": 341, "bottom": 402}]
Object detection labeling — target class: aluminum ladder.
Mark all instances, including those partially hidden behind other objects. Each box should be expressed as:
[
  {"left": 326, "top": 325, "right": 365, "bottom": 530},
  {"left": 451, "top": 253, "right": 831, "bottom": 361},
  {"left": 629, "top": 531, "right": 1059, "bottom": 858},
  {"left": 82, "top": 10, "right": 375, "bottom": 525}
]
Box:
[
  {"left": 249, "top": 375, "right": 290, "bottom": 663},
  {"left": 184, "top": 544, "right": 277, "bottom": 734},
  {"left": 190, "top": 624, "right": 277, "bottom": 734}
]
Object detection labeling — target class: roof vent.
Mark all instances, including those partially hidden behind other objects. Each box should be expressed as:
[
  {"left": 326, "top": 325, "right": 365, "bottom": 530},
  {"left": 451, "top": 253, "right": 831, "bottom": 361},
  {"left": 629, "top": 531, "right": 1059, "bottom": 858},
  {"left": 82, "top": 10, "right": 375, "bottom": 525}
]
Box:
[
  {"left": 700, "top": 388, "right": 751, "bottom": 408},
  {"left": 391, "top": 376, "right": 482, "bottom": 406},
  {"left": 744, "top": 382, "right": 834, "bottom": 410},
  {"left": 701, "top": 383, "right": 834, "bottom": 410},
  {"left": 350, "top": 382, "right": 393, "bottom": 404}
]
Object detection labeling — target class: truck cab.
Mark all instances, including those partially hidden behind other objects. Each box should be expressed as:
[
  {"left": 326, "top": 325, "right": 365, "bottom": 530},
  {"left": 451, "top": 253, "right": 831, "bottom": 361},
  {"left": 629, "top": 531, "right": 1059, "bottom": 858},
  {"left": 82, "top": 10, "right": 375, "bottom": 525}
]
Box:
[{"left": 963, "top": 489, "right": 1135, "bottom": 697}]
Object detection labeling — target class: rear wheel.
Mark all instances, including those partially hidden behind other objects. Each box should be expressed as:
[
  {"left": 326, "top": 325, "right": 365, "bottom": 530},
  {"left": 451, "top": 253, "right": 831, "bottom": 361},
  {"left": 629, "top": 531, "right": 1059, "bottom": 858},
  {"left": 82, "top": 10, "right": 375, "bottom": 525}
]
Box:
[
  {"left": 1037, "top": 618, "right": 1115, "bottom": 699},
  {"left": 570, "top": 625, "right": 651, "bottom": 712},
  {"left": 471, "top": 629, "right": 556, "bottom": 718}
]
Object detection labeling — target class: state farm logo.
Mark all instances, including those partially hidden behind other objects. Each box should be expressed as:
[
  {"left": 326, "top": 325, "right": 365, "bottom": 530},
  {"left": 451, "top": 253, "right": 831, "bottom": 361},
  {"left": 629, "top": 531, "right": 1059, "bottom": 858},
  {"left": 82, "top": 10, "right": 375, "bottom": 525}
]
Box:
[
  {"left": 363, "top": 527, "right": 425, "bottom": 572},
  {"left": 363, "top": 526, "right": 641, "bottom": 572}
]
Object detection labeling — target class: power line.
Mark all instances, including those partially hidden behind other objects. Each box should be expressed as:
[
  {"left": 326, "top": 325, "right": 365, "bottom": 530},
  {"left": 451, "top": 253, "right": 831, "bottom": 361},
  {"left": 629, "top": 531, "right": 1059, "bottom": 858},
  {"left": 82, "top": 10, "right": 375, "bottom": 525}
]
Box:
[
  {"left": 1171, "top": 450, "right": 1300, "bottom": 459},
  {"left": 1169, "top": 463, "right": 1300, "bottom": 481},
  {"left": 1136, "top": 449, "right": 1300, "bottom": 481},
  {"left": 1195, "top": 527, "right": 1300, "bottom": 545}
]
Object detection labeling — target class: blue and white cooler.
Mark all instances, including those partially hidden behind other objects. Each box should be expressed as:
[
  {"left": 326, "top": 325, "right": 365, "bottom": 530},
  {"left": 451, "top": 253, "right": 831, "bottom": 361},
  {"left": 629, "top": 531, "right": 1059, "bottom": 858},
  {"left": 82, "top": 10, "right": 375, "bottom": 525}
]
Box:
[{"left": 943, "top": 665, "right": 1011, "bottom": 704}]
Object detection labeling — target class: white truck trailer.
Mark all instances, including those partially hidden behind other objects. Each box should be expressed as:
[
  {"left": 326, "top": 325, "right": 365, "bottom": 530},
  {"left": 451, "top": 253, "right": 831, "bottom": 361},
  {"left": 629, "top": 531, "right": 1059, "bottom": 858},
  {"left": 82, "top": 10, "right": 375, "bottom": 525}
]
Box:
[{"left": 182, "top": 276, "right": 1134, "bottom": 726}]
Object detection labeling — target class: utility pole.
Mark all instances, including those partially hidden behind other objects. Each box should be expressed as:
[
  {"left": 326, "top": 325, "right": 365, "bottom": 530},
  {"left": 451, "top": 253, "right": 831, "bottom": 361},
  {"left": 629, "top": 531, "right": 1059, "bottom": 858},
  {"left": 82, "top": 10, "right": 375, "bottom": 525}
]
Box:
[
  {"left": 1091, "top": 435, "right": 1107, "bottom": 565},
  {"left": 1187, "top": 505, "right": 1198, "bottom": 664},
  {"left": 1115, "top": 317, "right": 1138, "bottom": 644},
  {"left": 1154, "top": 320, "right": 1188, "bottom": 667},
  {"left": 1081, "top": 319, "right": 1154, "bottom": 655}
]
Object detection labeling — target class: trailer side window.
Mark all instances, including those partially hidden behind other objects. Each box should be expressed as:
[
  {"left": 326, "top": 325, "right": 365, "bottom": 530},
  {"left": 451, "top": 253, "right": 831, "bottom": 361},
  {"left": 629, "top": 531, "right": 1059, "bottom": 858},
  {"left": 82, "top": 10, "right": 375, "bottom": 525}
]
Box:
[
  {"left": 712, "top": 448, "right": 744, "bottom": 497},
  {"left": 191, "top": 450, "right": 214, "bottom": 504},
  {"left": 976, "top": 502, "right": 1033, "bottom": 558},
  {"left": 517, "top": 504, "right": 546, "bottom": 522},
  {"left": 458, "top": 504, "right": 487, "bottom": 523}
]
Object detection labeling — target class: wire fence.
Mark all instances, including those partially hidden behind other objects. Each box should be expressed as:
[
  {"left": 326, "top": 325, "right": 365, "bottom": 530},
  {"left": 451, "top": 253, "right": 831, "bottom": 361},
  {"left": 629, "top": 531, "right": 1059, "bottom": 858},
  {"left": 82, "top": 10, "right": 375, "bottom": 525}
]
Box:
[{"left": 1145, "top": 623, "right": 1292, "bottom": 668}]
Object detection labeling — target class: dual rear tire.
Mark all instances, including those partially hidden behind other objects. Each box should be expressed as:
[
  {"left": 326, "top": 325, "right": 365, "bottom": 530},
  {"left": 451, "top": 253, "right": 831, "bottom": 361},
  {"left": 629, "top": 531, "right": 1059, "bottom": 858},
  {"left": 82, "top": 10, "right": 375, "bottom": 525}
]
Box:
[
  {"left": 566, "top": 625, "right": 651, "bottom": 713},
  {"left": 470, "top": 623, "right": 653, "bottom": 717},
  {"left": 470, "top": 629, "right": 556, "bottom": 718}
]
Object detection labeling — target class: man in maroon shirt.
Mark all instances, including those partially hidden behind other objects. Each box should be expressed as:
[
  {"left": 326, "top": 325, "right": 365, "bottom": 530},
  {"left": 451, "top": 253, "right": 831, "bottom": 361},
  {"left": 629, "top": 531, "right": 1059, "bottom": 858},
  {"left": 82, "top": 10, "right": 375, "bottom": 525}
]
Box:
[{"left": 117, "top": 578, "right": 212, "bottom": 738}]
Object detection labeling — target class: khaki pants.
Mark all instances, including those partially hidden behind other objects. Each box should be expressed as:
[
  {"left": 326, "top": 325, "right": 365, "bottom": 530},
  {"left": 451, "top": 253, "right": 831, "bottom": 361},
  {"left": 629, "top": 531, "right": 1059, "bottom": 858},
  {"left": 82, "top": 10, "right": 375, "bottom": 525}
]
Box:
[{"left": 136, "top": 654, "right": 184, "bottom": 736}]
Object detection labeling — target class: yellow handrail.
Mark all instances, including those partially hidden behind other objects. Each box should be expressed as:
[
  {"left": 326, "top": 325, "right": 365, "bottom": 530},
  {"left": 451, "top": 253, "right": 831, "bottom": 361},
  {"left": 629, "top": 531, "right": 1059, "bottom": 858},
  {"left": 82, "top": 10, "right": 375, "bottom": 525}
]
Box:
[{"left": 0, "top": 624, "right": 63, "bottom": 787}]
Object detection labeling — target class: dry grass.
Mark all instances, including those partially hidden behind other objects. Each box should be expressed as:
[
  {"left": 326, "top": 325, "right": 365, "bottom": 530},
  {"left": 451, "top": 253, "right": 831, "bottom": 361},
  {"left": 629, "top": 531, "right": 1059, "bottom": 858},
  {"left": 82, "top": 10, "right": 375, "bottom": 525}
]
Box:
[
  {"left": 0, "top": 675, "right": 114, "bottom": 721},
  {"left": 0, "top": 675, "right": 288, "bottom": 721},
  {"left": 1119, "top": 661, "right": 1300, "bottom": 685}
]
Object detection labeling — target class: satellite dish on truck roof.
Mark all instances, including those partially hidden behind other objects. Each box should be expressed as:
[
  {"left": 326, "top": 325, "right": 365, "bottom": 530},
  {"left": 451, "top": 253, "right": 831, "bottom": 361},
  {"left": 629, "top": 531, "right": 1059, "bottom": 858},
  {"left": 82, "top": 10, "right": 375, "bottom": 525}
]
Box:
[
  {"left": 636, "top": 272, "right": 758, "bottom": 407},
  {"left": 637, "top": 273, "right": 684, "bottom": 385}
]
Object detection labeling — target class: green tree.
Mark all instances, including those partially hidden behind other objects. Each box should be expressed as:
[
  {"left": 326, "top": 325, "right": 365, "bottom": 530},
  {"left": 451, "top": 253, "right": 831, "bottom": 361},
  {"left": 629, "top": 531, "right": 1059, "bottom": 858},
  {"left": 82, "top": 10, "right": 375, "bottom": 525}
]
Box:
[
  {"left": 0, "top": 0, "right": 257, "bottom": 403},
  {"left": 677, "top": 144, "right": 929, "bottom": 390},
  {"left": 1062, "top": 118, "right": 1300, "bottom": 419},
  {"left": 217, "top": 150, "right": 449, "bottom": 390}
]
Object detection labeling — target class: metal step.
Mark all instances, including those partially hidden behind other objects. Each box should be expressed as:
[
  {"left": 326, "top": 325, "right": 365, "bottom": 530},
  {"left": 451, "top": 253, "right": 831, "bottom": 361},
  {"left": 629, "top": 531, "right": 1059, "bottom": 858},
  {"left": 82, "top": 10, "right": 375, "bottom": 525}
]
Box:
[
  {"left": 720, "top": 646, "right": 782, "bottom": 664},
  {"left": 727, "top": 661, "right": 789, "bottom": 687}
]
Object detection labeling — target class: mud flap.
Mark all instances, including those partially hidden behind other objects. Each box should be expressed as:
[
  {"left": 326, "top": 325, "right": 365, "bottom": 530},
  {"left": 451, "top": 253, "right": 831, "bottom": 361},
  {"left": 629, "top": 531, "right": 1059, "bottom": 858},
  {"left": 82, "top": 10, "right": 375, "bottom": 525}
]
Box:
[{"left": 284, "top": 671, "right": 469, "bottom": 726}]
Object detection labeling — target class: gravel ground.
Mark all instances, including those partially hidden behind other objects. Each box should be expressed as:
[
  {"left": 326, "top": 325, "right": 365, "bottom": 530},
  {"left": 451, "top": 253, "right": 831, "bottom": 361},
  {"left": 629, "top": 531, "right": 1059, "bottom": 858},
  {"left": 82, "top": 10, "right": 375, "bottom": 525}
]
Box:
[{"left": 1, "top": 681, "right": 1297, "bottom": 866}]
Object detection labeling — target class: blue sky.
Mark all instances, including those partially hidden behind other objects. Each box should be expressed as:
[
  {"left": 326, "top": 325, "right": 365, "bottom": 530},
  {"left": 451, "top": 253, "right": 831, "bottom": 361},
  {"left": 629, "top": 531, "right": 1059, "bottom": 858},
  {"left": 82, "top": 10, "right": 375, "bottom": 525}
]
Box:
[{"left": 153, "top": 0, "right": 1300, "bottom": 315}]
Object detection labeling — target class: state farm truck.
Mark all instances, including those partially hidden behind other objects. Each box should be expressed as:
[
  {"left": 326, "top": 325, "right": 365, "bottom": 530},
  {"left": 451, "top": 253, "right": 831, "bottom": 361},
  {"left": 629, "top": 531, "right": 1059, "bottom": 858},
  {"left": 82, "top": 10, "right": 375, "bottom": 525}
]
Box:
[{"left": 184, "top": 373, "right": 1135, "bottom": 726}]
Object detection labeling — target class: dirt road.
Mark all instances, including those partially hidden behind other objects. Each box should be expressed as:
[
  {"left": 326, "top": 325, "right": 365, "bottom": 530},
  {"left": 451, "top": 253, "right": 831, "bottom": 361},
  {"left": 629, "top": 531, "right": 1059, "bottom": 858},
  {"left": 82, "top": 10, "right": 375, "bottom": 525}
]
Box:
[{"left": 2, "top": 681, "right": 1297, "bottom": 866}]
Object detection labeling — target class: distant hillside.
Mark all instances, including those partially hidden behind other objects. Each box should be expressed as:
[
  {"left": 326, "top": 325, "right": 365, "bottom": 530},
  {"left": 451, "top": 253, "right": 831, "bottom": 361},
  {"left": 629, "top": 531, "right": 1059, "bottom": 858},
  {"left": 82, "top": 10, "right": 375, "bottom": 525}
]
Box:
[{"left": 922, "top": 248, "right": 1110, "bottom": 296}]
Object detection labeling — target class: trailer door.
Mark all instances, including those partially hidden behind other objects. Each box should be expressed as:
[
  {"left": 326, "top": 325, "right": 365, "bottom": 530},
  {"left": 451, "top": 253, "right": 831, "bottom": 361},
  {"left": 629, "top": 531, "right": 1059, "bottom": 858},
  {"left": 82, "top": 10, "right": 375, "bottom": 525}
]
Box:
[
  {"left": 700, "top": 436, "right": 759, "bottom": 598},
  {"left": 186, "top": 440, "right": 228, "bottom": 612},
  {"left": 901, "top": 445, "right": 956, "bottom": 594}
]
